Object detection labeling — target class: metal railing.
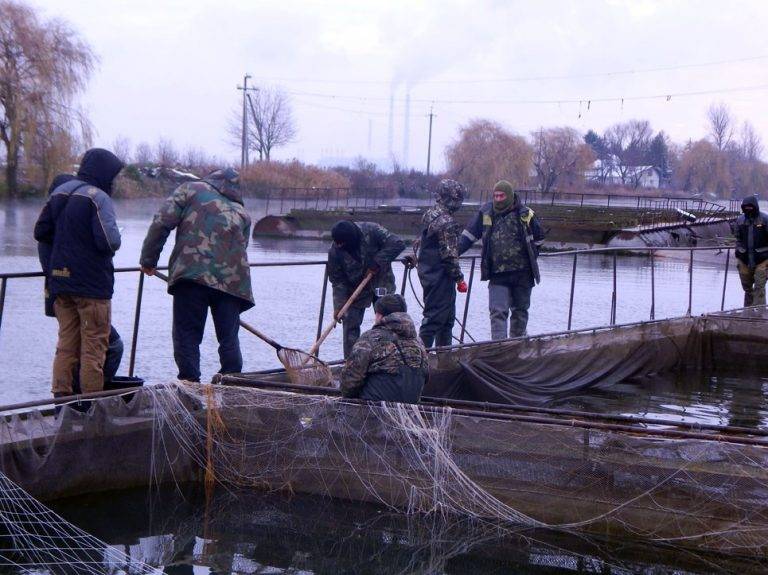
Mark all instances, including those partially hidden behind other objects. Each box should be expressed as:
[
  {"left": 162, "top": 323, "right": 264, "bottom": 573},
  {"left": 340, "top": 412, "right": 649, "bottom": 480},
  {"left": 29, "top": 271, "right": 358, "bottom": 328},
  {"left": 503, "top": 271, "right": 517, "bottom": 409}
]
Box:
[
  {"left": 0, "top": 246, "right": 738, "bottom": 380},
  {"left": 249, "top": 186, "right": 739, "bottom": 217}
]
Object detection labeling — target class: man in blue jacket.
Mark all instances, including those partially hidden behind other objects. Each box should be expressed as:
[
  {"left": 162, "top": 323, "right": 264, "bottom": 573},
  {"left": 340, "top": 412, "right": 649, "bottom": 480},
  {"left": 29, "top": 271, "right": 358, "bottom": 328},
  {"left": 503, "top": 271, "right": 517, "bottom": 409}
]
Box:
[{"left": 34, "top": 148, "right": 124, "bottom": 397}]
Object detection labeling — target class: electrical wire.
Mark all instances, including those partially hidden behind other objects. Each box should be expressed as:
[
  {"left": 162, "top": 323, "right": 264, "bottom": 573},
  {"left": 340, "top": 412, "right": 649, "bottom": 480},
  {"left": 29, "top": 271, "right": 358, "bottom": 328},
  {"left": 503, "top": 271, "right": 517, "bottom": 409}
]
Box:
[
  {"left": 258, "top": 54, "right": 768, "bottom": 85},
  {"left": 285, "top": 82, "right": 768, "bottom": 106}
]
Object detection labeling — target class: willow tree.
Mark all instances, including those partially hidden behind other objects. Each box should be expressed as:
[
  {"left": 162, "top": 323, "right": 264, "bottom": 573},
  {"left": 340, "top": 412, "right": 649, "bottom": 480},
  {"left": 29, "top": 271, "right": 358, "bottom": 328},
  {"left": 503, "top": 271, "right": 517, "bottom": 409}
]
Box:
[{"left": 0, "top": 0, "right": 95, "bottom": 197}]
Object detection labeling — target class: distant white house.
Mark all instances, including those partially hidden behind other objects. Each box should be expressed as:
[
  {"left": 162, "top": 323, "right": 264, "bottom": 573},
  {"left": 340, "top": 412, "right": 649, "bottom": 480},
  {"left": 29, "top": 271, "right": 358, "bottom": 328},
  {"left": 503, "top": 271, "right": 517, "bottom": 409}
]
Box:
[{"left": 585, "top": 158, "right": 661, "bottom": 189}]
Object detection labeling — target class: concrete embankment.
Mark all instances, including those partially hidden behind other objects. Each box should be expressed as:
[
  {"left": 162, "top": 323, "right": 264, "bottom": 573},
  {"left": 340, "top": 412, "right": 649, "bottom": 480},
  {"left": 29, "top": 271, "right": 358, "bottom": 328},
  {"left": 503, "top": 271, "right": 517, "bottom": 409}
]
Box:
[{"left": 253, "top": 204, "right": 736, "bottom": 249}]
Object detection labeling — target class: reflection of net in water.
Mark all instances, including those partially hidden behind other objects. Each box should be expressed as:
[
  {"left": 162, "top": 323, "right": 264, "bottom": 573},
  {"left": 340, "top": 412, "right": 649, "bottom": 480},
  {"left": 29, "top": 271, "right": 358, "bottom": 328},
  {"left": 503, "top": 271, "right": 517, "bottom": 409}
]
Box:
[
  {"left": 0, "top": 471, "right": 161, "bottom": 574},
  {"left": 144, "top": 381, "right": 768, "bottom": 559}
]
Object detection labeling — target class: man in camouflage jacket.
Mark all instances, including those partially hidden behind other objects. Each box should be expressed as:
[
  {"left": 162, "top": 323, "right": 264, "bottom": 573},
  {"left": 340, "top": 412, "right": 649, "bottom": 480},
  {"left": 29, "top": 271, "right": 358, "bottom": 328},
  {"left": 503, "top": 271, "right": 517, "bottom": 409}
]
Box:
[
  {"left": 341, "top": 294, "right": 428, "bottom": 403},
  {"left": 458, "top": 180, "right": 545, "bottom": 340},
  {"left": 327, "top": 220, "right": 405, "bottom": 358},
  {"left": 140, "top": 168, "right": 254, "bottom": 381},
  {"left": 415, "top": 179, "right": 468, "bottom": 348}
]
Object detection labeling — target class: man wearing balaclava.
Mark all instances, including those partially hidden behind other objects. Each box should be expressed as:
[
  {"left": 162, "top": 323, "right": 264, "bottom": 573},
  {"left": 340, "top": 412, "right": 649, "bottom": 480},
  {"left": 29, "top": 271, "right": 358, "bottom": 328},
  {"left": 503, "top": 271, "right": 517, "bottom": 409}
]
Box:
[
  {"left": 458, "top": 180, "right": 545, "bottom": 339},
  {"left": 33, "top": 148, "right": 124, "bottom": 398},
  {"left": 328, "top": 220, "right": 405, "bottom": 358},
  {"left": 414, "top": 179, "right": 468, "bottom": 348},
  {"left": 734, "top": 195, "right": 768, "bottom": 306}
]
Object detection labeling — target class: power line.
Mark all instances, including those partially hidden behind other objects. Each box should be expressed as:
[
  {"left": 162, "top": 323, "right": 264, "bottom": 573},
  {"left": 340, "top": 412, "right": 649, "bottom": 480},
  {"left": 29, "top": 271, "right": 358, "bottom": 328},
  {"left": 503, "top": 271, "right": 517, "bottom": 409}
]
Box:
[
  {"left": 256, "top": 55, "right": 768, "bottom": 85},
  {"left": 286, "top": 82, "right": 768, "bottom": 106}
]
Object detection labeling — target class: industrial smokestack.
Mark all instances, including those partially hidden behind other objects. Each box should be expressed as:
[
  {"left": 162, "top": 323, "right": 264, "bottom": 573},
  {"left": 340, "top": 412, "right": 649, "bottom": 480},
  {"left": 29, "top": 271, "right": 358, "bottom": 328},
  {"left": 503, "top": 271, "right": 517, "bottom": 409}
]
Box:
[
  {"left": 387, "top": 86, "right": 395, "bottom": 161},
  {"left": 402, "top": 89, "right": 411, "bottom": 169}
]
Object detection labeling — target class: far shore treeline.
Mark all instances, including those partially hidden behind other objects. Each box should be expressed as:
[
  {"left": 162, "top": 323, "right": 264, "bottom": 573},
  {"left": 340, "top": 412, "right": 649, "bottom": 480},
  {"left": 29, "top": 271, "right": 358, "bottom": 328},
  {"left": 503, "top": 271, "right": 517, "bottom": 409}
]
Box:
[{"left": 1, "top": 0, "right": 767, "bottom": 202}]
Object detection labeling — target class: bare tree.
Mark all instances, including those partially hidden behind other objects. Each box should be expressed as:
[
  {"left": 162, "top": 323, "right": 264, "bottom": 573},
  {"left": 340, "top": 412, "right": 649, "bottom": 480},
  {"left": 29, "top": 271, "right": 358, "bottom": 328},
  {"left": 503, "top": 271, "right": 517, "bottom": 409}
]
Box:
[
  {"left": 229, "top": 86, "right": 297, "bottom": 162},
  {"left": 603, "top": 120, "right": 653, "bottom": 187},
  {"left": 0, "top": 0, "right": 96, "bottom": 196},
  {"left": 112, "top": 135, "right": 132, "bottom": 164},
  {"left": 155, "top": 137, "right": 178, "bottom": 167},
  {"left": 134, "top": 141, "right": 153, "bottom": 166},
  {"left": 739, "top": 121, "right": 763, "bottom": 161},
  {"left": 531, "top": 127, "right": 593, "bottom": 193},
  {"left": 445, "top": 119, "right": 532, "bottom": 193},
  {"left": 707, "top": 102, "right": 734, "bottom": 152}
]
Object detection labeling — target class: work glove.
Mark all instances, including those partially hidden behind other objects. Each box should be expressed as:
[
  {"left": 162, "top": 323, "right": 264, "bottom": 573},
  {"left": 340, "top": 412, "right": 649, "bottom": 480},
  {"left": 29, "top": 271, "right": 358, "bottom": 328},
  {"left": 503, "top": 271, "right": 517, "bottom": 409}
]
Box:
[
  {"left": 368, "top": 262, "right": 381, "bottom": 275},
  {"left": 456, "top": 280, "right": 468, "bottom": 293},
  {"left": 403, "top": 255, "right": 417, "bottom": 269}
]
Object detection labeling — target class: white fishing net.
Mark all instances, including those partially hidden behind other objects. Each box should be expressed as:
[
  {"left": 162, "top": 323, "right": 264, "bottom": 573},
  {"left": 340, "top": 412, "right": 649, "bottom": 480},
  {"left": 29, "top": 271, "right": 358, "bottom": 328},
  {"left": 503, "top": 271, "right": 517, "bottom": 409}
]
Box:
[
  {"left": 141, "top": 381, "right": 768, "bottom": 559},
  {"left": 0, "top": 471, "right": 161, "bottom": 574}
]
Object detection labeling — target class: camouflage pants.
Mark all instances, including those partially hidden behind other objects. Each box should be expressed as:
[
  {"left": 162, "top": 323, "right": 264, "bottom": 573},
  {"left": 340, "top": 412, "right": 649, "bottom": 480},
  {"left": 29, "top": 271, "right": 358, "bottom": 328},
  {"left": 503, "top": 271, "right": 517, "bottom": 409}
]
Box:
[
  {"left": 342, "top": 306, "right": 367, "bottom": 359},
  {"left": 738, "top": 259, "right": 768, "bottom": 306},
  {"left": 488, "top": 279, "right": 532, "bottom": 340},
  {"left": 419, "top": 277, "right": 456, "bottom": 348}
]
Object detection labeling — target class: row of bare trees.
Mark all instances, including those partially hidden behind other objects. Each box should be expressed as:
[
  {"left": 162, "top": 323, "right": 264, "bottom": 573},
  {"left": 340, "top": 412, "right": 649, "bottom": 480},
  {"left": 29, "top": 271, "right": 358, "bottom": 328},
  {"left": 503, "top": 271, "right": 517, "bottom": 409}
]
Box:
[
  {"left": 445, "top": 120, "right": 594, "bottom": 192},
  {"left": 0, "top": 0, "right": 95, "bottom": 197},
  {"left": 445, "top": 104, "right": 768, "bottom": 198},
  {"left": 110, "top": 136, "right": 223, "bottom": 174}
]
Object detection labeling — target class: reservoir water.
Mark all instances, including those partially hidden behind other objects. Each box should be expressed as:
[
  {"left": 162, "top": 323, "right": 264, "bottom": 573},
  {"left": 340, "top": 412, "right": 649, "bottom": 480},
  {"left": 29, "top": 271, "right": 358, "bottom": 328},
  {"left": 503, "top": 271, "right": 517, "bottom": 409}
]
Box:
[
  {"left": 0, "top": 198, "right": 748, "bottom": 406},
  {"left": 1, "top": 199, "right": 767, "bottom": 574}
]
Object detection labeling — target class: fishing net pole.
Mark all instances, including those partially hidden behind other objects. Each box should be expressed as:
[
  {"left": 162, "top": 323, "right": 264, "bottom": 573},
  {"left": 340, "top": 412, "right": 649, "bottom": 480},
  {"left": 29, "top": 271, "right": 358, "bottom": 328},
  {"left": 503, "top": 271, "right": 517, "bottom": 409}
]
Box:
[{"left": 151, "top": 271, "right": 332, "bottom": 387}]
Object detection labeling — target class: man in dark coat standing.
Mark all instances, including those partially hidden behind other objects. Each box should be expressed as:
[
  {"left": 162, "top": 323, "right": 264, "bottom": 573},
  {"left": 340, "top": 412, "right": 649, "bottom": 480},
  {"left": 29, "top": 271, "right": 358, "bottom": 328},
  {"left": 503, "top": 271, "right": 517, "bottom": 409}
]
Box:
[
  {"left": 458, "top": 180, "right": 545, "bottom": 340},
  {"left": 328, "top": 220, "right": 405, "bottom": 358},
  {"left": 33, "top": 149, "right": 124, "bottom": 396},
  {"left": 734, "top": 195, "right": 768, "bottom": 306},
  {"left": 415, "top": 179, "right": 468, "bottom": 348}
]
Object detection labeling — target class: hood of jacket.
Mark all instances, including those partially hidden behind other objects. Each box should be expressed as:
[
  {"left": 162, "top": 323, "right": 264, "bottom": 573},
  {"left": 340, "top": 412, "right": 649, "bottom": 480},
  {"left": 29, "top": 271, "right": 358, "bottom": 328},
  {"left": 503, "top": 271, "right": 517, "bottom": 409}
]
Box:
[
  {"left": 742, "top": 195, "right": 760, "bottom": 215},
  {"left": 378, "top": 311, "right": 418, "bottom": 339},
  {"left": 204, "top": 167, "right": 244, "bottom": 205},
  {"left": 77, "top": 148, "right": 124, "bottom": 196}
]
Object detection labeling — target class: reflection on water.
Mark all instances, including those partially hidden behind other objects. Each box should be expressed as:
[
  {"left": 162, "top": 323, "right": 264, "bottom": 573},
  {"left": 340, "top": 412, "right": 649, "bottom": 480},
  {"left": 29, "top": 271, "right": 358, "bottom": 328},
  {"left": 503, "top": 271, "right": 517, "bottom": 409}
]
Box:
[
  {"left": 555, "top": 371, "right": 768, "bottom": 431},
  {"left": 37, "top": 485, "right": 765, "bottom": 574},
  {"left": 0, "top": 199, "right": 749, "bottom": 406}
]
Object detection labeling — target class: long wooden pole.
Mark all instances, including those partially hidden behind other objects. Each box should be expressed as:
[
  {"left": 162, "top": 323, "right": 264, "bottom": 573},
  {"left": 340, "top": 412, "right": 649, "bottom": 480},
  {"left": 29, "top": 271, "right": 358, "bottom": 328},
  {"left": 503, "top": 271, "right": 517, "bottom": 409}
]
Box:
[{"left": 308, "top": 272, "right": 374, "bottom": 357}]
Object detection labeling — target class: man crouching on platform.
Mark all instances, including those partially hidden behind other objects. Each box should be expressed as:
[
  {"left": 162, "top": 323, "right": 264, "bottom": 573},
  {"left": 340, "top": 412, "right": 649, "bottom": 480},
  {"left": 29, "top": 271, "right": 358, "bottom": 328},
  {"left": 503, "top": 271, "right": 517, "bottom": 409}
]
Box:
[{"left": 340, "top": 294, "right": 428, "bottom": 403}]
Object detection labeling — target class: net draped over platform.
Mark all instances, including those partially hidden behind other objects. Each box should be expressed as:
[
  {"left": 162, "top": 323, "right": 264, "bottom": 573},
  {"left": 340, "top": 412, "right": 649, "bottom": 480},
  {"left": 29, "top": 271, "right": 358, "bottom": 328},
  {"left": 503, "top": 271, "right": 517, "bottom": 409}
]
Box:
[{"left": 2, "top": 308, "right": 768, "bottom": 571}]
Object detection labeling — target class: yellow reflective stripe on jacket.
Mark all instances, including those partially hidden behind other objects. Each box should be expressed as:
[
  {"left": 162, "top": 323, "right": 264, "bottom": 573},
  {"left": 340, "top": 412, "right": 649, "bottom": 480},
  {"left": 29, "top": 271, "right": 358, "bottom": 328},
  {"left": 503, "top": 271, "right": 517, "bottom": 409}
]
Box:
[{"left": 520, "top": 209, "right": 534, "bottom": 225}]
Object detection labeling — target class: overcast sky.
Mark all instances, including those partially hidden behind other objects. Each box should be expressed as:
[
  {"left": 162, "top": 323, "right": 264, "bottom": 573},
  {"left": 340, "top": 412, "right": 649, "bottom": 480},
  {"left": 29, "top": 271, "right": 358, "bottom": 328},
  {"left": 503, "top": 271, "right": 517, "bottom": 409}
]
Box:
[{"left": 33, "top": 0, "right": 768, "bottom": 172}]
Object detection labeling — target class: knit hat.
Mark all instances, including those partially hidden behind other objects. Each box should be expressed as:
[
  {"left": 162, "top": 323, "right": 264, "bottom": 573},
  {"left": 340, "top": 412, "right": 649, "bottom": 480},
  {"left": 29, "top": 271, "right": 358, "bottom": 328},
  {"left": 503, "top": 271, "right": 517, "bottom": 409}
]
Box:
[
  {"left": 434, "top": 179, "right": 465, "bottom": 213},
  {"left": 331, "top": 220, "right": 362, "bottom": 250},
  {"left": 374, "top": 294, "right": 407, "bottom": 316},
  {"left": 492, "top": 179, "right": 516, "bottom": 212}
]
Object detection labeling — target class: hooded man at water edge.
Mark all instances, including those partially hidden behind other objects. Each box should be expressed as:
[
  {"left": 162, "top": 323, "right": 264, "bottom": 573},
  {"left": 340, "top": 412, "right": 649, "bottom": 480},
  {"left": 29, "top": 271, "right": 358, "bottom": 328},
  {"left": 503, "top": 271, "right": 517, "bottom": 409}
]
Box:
[
  {"left": 33, "top": 148, "right": 124, "bottom": 397},
  {"left": 327, "top": 220, "right": 405, "bottom": 358},
  {"left": 458, "top": 179, "right": 545, "bottom": 340},
  {"left": 139, "top": 167, "right": 254, "bottom": 382},
  {"left": 36, "top": 173, "right": 124, "bottom": 391},
  {"left": 410, "top": 179, "right": 468, "bottom": 348},
  {"left": 340, "top": 294, "right": 429, "bottom": 403},
  {"left": 734, "top": 195, "right": 768, "bottom": 306}
]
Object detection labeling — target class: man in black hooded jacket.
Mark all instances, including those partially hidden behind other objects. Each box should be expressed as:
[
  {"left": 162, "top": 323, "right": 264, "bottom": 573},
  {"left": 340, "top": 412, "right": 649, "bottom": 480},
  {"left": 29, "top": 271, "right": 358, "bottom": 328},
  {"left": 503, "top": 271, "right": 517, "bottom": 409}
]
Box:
[
  {"left": 34, "top": 148, "right": 124, "bottom": 397},
  {"left": 734, "top": 195, "right": 768, "bottom": 306}
]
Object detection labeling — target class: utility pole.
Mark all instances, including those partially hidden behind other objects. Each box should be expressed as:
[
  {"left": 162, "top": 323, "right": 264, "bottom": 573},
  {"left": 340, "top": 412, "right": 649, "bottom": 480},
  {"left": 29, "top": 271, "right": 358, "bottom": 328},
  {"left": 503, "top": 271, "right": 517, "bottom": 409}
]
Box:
[
  {"left": 426, "top": 105, "right": 435, "bottom": 176},
  {"left": 237, "top": 73, "right": 253, "bottom": 171}
]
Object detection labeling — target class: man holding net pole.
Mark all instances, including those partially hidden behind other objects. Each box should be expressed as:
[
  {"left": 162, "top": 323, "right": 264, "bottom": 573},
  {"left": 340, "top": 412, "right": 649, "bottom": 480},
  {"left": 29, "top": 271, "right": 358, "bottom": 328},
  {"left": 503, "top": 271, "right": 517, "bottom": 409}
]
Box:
[
  {"left": 328, "top": 220, "right": 405, "bottom": 358},
  {"left": 139, "top": 168, "right": 254, "bottom": 382}
]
